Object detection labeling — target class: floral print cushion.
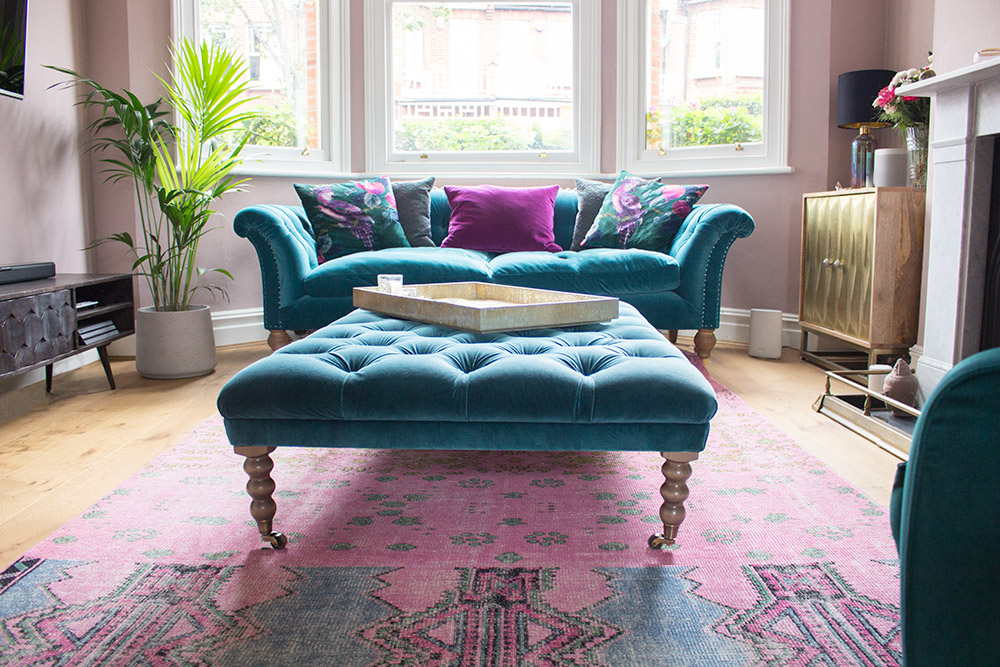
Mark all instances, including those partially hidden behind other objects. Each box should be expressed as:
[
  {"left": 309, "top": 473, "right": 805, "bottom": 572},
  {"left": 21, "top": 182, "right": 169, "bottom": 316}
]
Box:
[
  {"left": 295, "top": 176, "right": 410, "bottom": 262},
  {"left": 581, "top": 171, "right": 708, "bottom": 253}
]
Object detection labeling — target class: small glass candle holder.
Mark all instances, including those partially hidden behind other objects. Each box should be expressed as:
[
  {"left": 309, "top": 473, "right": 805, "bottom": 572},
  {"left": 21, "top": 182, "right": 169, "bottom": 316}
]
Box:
[{"left": 377, "top": 274, "right": 404, "bottom": 294}]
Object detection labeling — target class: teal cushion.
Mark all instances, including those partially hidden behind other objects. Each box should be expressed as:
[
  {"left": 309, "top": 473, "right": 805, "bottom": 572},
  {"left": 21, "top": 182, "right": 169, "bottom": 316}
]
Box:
[
  {"left": 295, "top": 176, "right": 410, "bottom": 261},
  {"left": 582, "top": 170, "right": 707, "bottom": 252},
  {"left": 489, "top": 248, "right": 680, "bottom": 295},
  {"left": 303, "top": 247, "right": 492, "bottom": 298}
]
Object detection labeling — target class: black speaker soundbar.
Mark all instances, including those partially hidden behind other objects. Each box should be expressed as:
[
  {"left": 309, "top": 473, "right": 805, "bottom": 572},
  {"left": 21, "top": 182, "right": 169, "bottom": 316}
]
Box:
[{"left": 0, "top": 262, "right": 56, "bottom": 285}]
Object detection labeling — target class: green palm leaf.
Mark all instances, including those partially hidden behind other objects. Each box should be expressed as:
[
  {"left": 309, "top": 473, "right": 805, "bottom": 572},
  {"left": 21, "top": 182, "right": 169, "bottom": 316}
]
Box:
[{"left": 46, "top": 37, "right": 260, "bottom": 311}]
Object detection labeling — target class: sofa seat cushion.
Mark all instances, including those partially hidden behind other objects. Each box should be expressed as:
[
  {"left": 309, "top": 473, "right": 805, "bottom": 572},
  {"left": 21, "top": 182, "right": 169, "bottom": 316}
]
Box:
[
  {"left": 303, "top": 247, "right": 493, "bottom": 298},
  {"left": 488, "top": 248, "right": 680, "bottom": 295}
]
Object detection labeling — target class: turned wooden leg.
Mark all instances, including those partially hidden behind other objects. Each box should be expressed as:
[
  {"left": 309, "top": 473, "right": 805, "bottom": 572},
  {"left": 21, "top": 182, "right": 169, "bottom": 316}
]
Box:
[
  {"left": 235, "top": 446, "right": 287, "bottom": 549},
  {"left": 649, "top": 452, "right": 699, "bottom": 549},
  {"left": 666, "top": 330, "right": 678, "bottom": 344},
  {"left": 693, "top": 329, "right": 717, "bottom": 359},
  {"left": 267, "top": 330, "right": 293, "bottom": 351}
]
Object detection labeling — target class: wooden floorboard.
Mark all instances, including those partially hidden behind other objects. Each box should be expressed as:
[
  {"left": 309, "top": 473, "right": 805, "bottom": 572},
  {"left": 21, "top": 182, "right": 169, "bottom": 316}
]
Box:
[
  {"left": 0, "top": 339, "right": 902, "bottom": 571},
  {"left": 688, "top": 341, "right": 902, "bottom": 506},
  {"left": 0, "top": 342, "right": 270, "bottom": 570}
]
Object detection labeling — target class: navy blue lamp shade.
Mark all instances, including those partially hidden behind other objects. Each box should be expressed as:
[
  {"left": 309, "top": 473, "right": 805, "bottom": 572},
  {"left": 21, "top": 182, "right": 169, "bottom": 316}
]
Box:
[{"left": 838, "top": 69, "right": 894, "bottom": 187}]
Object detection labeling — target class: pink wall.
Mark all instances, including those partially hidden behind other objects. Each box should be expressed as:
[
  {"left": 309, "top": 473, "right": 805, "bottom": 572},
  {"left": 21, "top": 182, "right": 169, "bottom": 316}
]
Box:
[
  {"left": 11, "top": 0, "right": 942, "bottom": 320},
  {"left": 0, "top": 0, "right": 90, "bottom": 274},
  {"left": 186, "top": 0, "right": 895, "bottom": 317},
  {"left": 887, "top": 0, "right": 935, "bottom": 70},
  {"left": 83, "top": 0, "right": 172, "bottom": 289},
  {"left": 931, "top": 0, "right": 999, "bottom": 74},
  {"left": 825, "top": 0, "right": 890, "bottom": 184}
]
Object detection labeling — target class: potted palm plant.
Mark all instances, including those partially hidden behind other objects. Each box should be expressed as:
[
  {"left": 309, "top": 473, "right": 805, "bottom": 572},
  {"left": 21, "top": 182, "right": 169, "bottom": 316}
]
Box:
[{"left": 50, "top": 39, "right": 260, "bottom": 378}]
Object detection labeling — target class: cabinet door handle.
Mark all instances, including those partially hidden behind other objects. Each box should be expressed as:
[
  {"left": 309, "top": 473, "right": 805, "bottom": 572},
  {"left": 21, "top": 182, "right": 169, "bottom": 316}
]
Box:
[
  {"left": 822, "top": 258, "right": 831, "bottom": 266},
  {"left": 832, "top": 259, "right": 843, "bottom": 268}
]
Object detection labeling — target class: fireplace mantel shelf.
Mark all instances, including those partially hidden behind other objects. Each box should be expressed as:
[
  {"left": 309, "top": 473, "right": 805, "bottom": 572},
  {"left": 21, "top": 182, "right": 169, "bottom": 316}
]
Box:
[
  {"left": 901, "top": 55, "right": 1000, "bottom": 400},
  {"left": 898, "top": 58, "right": 1000, "bottom": 96}
]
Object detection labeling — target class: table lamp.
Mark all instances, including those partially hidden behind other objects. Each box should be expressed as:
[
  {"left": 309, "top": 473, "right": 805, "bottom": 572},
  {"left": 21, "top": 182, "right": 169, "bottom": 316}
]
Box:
[{"left": 837, "top": 69, "right": 894, "bottom": 187}]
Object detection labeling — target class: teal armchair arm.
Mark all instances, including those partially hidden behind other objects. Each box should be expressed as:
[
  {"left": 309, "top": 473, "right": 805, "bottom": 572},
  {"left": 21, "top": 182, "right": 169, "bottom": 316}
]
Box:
[
  {"left": 234, "top": 205, "right": 318, "bottom": 330},
  {"left": 890, "top": 347, "right": 1000, "bottom": 666},
  {"left": 668, "top": 203, "right": 756, "bottom": 329}
]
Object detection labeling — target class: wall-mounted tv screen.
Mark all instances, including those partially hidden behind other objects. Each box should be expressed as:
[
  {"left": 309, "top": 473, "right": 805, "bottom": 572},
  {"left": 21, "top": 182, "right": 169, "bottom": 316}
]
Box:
[{"left": 0, "top": 0, "right": 27, "bottom": 99}]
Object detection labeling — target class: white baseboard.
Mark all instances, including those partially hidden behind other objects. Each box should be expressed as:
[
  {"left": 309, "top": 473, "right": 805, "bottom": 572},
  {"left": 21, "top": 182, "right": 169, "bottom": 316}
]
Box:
[
  {"left": 210, "top": 307, "right": 269, "bottom": 347},
  {"left": 8, "top": 307, "right": 795, "bottom": 395},
  {"left": 679, "top": 307, "right": 801, "bottom": 348},
  {"left": 205, "top": 306, "right": 805, "bottom": 350},
  {"left": 0, "top": 349, "right": 100, "bottom": 395},
  {"left": 107, "top": 307, "right": 269, "bottom": 357}
]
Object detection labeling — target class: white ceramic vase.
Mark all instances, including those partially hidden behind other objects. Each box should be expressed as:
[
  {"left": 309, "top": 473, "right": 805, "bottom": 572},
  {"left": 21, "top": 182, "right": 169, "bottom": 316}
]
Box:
[{"left": 135, "top": 305, "right": 217, "bottom": 379}]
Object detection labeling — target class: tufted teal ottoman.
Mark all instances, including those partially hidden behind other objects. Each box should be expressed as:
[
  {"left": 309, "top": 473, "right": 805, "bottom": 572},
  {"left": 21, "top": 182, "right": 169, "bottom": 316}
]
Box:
[{"left": 217, "top": 302, "right": 718, "bottom": 550}]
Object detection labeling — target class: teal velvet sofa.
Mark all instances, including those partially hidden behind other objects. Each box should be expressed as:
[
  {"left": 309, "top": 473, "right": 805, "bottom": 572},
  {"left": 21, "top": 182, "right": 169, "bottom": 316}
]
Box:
[
  {"left": 889, "top": 348, "right": 1000, "bottom": 666},
  {"left": 234, "top": 189, "right": 754, "bottom": 357}
]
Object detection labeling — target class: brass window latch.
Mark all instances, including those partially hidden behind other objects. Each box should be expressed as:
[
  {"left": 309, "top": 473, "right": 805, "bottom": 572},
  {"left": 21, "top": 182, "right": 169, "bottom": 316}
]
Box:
[{"left": 734, "top": 142, "right": 744, "bottom": 152}]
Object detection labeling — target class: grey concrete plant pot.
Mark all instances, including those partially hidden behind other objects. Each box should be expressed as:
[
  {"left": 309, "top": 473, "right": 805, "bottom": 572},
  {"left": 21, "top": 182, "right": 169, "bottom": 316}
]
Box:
[{"left": 135, "top": 305, "right": 217, "bottom": 379}]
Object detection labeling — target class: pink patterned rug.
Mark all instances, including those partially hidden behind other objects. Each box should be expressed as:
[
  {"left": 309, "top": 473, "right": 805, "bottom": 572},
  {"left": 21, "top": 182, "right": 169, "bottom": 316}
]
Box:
[{"left": 0, "top": 360, "right": 900, "bottom": 666}]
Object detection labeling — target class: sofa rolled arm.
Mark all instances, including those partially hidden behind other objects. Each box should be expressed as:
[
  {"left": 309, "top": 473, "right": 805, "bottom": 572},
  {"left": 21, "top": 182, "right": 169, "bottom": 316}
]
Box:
[
  {"left": 667, "top": 203, "right": 755, "bottom": 329},
  {"left": 234, "top": 205, "right": 317, "bottom": 330}
]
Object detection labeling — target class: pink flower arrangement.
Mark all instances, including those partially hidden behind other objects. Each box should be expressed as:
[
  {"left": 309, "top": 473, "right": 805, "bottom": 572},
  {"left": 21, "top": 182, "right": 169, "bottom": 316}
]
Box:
[{"left": 873, "top": 52, "right": 935, "bottom": 133}]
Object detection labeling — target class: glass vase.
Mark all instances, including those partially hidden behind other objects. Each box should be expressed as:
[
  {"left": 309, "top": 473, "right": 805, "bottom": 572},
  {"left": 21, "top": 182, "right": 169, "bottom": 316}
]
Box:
[{"left": 905, "top": 124, "right": 929, "bottom": 189}]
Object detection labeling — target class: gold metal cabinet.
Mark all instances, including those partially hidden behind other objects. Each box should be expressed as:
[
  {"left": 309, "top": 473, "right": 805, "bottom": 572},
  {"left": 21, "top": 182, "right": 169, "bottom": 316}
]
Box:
[{"left": 799, "top": 188, "right": 925, "bottom": 368}]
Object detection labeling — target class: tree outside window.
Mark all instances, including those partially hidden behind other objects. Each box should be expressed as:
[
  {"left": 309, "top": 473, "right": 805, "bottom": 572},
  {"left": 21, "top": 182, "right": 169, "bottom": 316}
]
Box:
[
  {"left": 646, "top": 0, "right": 764, "bottom": 151},
  {"left": 389, "top": 1, "right": 575, "bottom": 154},
  {"left": 198, "top": 0, "right": 320, "bottom": 151}
]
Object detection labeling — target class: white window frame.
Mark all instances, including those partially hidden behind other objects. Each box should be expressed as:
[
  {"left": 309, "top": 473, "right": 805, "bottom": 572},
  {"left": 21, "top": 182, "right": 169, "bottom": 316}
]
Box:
[
  {"left": 617, "top": 0, "right": 790, "bottom": 177},
  {"left": 173, "top": 0, "right": 351, "bottom": 175},
  {"left": 364, "top": 0, "right": 601, "bottom": 176}
]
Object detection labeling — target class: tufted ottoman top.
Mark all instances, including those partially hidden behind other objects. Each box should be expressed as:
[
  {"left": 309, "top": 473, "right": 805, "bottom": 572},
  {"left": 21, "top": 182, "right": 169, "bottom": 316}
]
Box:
[{"left": 218, "top": 302, "right": 718, "bottom": 453}]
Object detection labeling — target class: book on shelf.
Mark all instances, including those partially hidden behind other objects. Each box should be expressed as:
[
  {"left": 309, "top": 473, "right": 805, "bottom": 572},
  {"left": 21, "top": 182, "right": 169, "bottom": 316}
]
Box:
[{"left": 77, "top": 320, "right": 119, "bottom": 345}]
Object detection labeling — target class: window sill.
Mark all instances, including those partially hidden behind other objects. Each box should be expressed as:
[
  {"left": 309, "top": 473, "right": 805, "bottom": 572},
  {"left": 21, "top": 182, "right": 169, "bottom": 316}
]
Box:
[
  {"left": 625, "top": 165, "right": 795, "bottom": 178},
  {"left": 232, "top": 162, "right": 795, "bottom": 181}
]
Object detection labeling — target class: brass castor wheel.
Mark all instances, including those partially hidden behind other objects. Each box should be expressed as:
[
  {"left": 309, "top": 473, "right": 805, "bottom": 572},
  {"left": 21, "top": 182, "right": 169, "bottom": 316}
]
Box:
[
  {"left": 648, "top": 533, "right": 675, "bottom": 549},
  {"left": 262, "top": 531, "right": 288, "bottom": 549}
]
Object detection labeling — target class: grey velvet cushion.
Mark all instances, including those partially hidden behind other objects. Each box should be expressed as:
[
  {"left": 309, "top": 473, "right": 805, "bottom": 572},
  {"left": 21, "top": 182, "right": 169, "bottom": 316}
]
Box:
[
  {"left": 570, "top": 176, "right": 661, "bottom": 251},
  {"left": 393, "top": 177, "right": 436, "bottom": 247}
]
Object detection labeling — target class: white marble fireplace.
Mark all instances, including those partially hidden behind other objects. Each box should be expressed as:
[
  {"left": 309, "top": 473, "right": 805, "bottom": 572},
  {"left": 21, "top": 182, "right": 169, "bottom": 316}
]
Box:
[{"left": 899, "top": 58, "right": 1000, "bottom": 398}]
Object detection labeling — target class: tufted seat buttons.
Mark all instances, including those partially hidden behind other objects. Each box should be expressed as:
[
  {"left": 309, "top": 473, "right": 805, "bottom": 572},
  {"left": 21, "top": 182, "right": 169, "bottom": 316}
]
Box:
[{"left": 220, "top": 302, "right": 717, "bottom": 429}]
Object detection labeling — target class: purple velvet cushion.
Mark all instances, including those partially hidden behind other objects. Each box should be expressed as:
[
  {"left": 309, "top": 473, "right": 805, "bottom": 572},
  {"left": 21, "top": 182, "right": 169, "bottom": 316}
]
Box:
[{"left": 441, "top": 184, "right": 562, "bottom": 253}]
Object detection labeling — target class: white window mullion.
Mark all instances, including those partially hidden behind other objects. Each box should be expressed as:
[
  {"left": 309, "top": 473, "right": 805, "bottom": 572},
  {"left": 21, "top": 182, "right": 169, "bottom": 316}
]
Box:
[
  {"left": 326, "top": 0, "right": 351, "bottom": 173},
  {"left": 364, "top": 0, "right": 391, "bottom": 173}
]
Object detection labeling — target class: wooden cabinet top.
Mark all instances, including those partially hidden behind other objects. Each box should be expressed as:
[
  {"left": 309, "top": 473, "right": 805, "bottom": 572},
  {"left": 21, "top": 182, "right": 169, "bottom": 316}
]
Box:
[
  {"left": 803, "top": 187, "right": 926, "bottom": 200},
  {"left": 0, "top": 273, "right": 132, "bottom": 301}
]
